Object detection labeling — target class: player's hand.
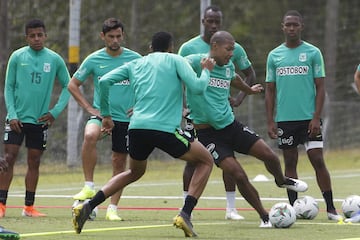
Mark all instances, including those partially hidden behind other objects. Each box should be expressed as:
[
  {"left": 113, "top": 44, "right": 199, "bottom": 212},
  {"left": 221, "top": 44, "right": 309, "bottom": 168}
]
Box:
[
  {"left": 101, "top": 116, "right": 114, "bottom": 135},
  {"left": 308, "top": 118, "right": 321, "bottom": 138},
  {"left": 88, "top": 107, "right": 101, "bottom": 117},
  {"left": 250, "top": 84, "right": 264, "bottom": 94},
  {"left": 201, "top": 57, "right": 216, "bottom": 71},
  {"left": 38, "top": 112, "right": 55, "bottom": 128},
  {"left": 267, "top": 121, "right": 278, "bottom": 139},
  {"left": 9, "top": 119, "right": 23, "bottom": 133}
]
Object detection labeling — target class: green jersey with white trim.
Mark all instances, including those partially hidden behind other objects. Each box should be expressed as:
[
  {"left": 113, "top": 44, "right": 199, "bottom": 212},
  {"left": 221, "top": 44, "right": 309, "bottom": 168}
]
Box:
[
  {"left": 99, "top": 52, "right": 210, "bottom": 133},
  {"left": 4, "top": 46, "right": 70, "bottom": 124},
  {"left": 266, "top": 41, "right": 325, "bottom": 122},
  {"left": 73, "top": 47, "right": 141, "bottom": 122},
  {"left": 178, "top": 35, "right": 251, "bottom": 70},
  {"left": 186, "top": 53, "right": 236, "bottom": 129}
]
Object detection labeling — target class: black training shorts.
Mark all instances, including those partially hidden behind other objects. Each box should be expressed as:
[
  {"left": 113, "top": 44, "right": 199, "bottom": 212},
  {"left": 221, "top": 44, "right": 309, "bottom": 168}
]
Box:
[
  {"left": 197, "top": 120, "right": 259, "bottom": 166},
  {"left": 4, "top": 122, "right": 48, "bottom": 150},
  {"left": 111, "top": 121, "right": 129, "bottom": 153},
  {"left": 128, "top": 128, "right": 193, "bottom": 160},
  {"left": 277, "top": 120, "right": 323, "bottom": 150}
]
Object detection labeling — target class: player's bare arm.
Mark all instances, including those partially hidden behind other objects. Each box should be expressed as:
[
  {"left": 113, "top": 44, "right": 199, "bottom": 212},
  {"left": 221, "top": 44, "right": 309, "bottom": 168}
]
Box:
[
  {"left": 232, "top": 66, "right": 256, "bottom": 106},
  {"left": 265, "top": 82, "right": 277, "bottom": 139},
  {"left": 231, "top": 73, "right": 263, "bottom": 94},
  {"left": 68, "top": 78, "right": 100, "bottom": 117},
  {"left": 308, "top": 77, "right": 325, "bottom": 137}
]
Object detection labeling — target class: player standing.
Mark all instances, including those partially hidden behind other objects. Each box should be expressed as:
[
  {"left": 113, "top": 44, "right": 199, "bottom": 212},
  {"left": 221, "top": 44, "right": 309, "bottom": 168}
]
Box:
[
  {"left": 1, "top": 19, "right": 70, "bottom": 218},
  {"left": 69, "top": 18, "right": 142, "bottom": 221},
  {"left": 265, "top": 10, "right": 342, "bottom": 221}
]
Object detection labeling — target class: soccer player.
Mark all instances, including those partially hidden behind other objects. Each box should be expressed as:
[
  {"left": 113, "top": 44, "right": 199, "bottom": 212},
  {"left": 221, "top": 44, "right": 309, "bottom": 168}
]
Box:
[
  {"left": 178, "top": 5, "right": 256, "bottom": 220},
  {"left": 1, "top": 19, "right": 70, "bottom": 218},
  {"left": 72, "top": 31, "right": 215, "bottom": 237},
  {"left": 265, "top": 10, "right": 342, "bottom": 221},
  {"left": 354, "top": 64, "right": 360, "bottom": 93},
  {"left": 185, "top": 30, "right": 308, "bottom": 228},
  {"left": 69, "top": 18, "right": 141, "bottom": 221}
]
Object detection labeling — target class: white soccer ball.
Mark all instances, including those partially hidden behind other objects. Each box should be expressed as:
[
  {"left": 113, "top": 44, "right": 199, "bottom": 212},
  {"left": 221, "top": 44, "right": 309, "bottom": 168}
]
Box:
[
  {"left": 72, "top": 200, "right": 98, "bottom": 221},
  {"left": 293, "top": 196, "right": 319, "bottom": 220},
  {"left": 341, "top": 195, "right": 360, "bottom": 218},
  {"left": 269, "top": 202, "right": 296, "bottom": 228}
]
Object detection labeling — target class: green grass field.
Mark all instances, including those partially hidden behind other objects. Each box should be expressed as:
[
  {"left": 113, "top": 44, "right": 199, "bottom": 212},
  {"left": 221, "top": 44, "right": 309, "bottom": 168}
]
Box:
[{"left": 2, "top": 149, "right": 360, "bottom": 239}]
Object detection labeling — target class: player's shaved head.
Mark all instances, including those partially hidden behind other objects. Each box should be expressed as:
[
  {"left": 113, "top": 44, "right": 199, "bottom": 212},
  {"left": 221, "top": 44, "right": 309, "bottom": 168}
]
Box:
[{"left": 210, "top": 31, "right": 234, "bottom": 46}]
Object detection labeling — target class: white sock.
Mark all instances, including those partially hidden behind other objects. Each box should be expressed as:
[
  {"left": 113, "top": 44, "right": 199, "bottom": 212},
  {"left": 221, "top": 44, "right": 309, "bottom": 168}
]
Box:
[
  {"left": 85, "top": 181, "right": 94, "bottom": 189},
  {"left": 107, "top": 204, "right": 117, "bottom": 211},
  {"left": 226, "top": 191, "right": 236, "bottom": 210},
  {"left": 183, "top": 191, "right": 188, "bottom": 203}
]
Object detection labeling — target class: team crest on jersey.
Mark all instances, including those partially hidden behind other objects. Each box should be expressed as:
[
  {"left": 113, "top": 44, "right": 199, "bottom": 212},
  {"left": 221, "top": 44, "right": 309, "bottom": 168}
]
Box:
[
  {"left": 226, "top": 68, "right": 231, "bottom": 78},
  {"left": 299, "top": 53, "right": 307, "bottom": 62},
  {"left": 43, "top": 63, "right": 51, "bottom": 72}
]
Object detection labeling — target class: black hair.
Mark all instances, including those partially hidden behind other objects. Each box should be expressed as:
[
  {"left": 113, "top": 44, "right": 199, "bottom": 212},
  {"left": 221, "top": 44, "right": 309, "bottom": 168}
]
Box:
[
  {"left": 151, "top": 31, "right": 173, "bottom": 52},
  {"left": 283, "top": 10, "right": 303, "bottom": 22},
  {"left": 102, "top": 18, "right": 124, "bottom": 34},
  {"left": 203, "top": 5, "right": 222, "bottom": 17},
  {"left": 25, "top": 19, "right": 46, "bottom": 35}
]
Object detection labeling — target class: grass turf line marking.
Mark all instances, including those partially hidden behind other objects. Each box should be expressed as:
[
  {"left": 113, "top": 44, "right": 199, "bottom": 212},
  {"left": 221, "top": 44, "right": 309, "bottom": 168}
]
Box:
[{"left": 19, "top": 222, "right": 227, "bottom": 238}]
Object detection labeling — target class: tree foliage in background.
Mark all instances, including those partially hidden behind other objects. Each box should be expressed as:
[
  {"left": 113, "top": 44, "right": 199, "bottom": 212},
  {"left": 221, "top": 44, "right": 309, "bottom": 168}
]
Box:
[{"left": 0, "top": 0, "right": 359, "bottom": 161}]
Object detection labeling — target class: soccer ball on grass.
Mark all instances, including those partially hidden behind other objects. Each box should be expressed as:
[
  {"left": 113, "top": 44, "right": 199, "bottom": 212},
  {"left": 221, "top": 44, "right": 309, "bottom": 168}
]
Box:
[
  {"left": 341, "top": 195, "right": 360, "bottom": 218},
  {"left": 293, "top": 196, "right": 319, "bottom": 220},
  {"left": 72, "top": 199, "right": 98, "bottom": 221},
  {"left": 269, "top": 202, "right": 296, "bottom": 228}
]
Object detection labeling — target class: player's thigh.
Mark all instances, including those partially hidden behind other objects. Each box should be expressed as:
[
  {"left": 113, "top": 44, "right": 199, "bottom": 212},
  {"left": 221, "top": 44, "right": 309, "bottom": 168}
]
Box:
[
  {"left": 248, "top": 138, "right": 277, "bottom": 161},
  {"left": 3, "top": 144, "right": 21, "bottom": 165},
  {"left": 179, "top": 140, "right": 212, "bottom": 166},
  {"left": 219, "top": 156, "right": 247, "bottom": 180}
]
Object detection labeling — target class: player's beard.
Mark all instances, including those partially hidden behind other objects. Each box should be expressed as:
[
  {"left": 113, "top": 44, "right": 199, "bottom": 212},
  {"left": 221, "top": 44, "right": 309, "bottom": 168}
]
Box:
[{"left": 108, "top": 44, "right": 120, "bottom": 52}]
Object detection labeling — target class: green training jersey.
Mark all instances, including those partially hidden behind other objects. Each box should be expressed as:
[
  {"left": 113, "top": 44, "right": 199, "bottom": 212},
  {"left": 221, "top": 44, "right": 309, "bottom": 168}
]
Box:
[
  {"left": 178, "top": 35, "right": 251, "bottom": 70},
  {"left": 357, "top": 64, "right": 360, "bottom": 71},
  {"left": 266, "top": 41, "right": 325, "bottom": 122},
  {"left": 99, "top": 52, "right": 210, "bottom": 133},
  {"left": 4, "top": 46, "right": 70, "bottom": 124},
  {"left": 186, "top": 53, "right": 236, "bottom": 129},
  {"left": 73, "top": 47, "right": 141, "bottom": 122}
]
